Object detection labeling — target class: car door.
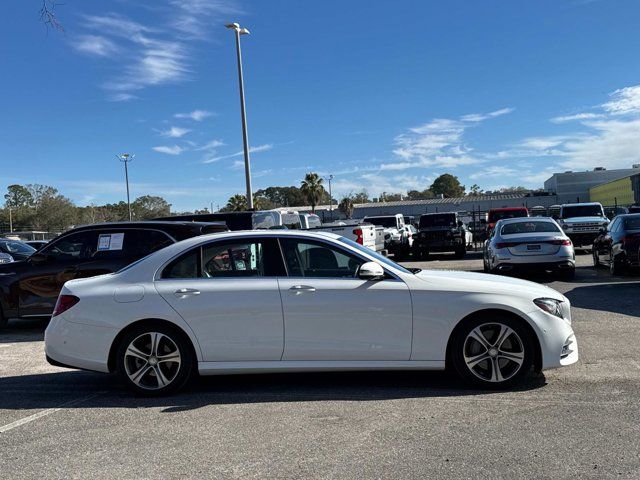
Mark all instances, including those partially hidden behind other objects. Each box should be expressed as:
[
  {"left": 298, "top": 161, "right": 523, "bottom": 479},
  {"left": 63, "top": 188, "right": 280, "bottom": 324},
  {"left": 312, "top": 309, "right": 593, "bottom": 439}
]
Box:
[
  {"left": 277, "top": 237, "right": 413, "bottom": 361},
  {"left": 155, "top": 237, "right": 286, "bottom": 362},
  {"left": 18, "top": 230, "right": 99, "bottom": 316}
]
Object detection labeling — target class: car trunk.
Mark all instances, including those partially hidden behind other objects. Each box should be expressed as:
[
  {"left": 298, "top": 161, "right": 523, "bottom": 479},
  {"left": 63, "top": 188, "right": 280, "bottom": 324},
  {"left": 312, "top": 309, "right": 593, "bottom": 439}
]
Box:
[{"left": 500, "top": 234, "right": 563, "bottom": 256}]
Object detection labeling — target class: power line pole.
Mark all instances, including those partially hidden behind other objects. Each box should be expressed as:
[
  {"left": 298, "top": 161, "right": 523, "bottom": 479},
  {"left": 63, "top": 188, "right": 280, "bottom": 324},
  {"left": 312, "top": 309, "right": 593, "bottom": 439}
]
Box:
[
  {"left": 116, "top": 153, "right": 135, "bottom": 221},
  {"left": 226, "top": 22, "right": 254, "bottom": 210}
]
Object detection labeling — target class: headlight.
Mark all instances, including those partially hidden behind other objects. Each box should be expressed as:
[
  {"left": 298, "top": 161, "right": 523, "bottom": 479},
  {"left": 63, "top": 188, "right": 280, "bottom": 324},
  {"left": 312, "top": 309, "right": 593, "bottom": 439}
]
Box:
[
  {"left": 0, "top": 254, "right": 13, "bottom": 264},
  {"left": 534, "top": 298, "right": 564, "bottom": 319}
]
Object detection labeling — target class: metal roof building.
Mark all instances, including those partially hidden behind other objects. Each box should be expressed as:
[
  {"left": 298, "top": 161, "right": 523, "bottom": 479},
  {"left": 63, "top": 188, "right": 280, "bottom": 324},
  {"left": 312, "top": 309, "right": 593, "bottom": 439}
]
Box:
[{"left": 544, "top": 166, "right": 640, "bottom": 204}]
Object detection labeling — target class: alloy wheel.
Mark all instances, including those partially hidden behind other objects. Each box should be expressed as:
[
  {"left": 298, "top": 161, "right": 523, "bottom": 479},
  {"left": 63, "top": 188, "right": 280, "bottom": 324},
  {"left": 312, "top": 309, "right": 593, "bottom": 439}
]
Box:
[
  {"left": 124, "top": 332, "right": 182, "bottom": 390},
  {"left": 463, "top": 323, "right": 525, "bottom": 383}
]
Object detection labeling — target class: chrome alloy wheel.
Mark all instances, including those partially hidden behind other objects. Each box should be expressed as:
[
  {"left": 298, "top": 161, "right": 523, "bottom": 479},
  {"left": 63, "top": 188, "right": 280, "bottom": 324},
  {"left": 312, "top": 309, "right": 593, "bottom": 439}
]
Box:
[
  {"left": 124, "top": 332, "right": 181, "bottom": 390},
  {"left": 463, "top": 323, "right": 525, "bottom": 383}
]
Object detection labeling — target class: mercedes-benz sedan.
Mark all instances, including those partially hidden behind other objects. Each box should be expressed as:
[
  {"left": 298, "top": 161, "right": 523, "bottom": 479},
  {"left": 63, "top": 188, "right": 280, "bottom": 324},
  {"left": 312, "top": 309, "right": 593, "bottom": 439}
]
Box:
[
  {"left": 484, "top": 217, "right": 575, "bottom": 279},
  {"left": 45, "top": 230, "right": 578, "bottom": 395}
]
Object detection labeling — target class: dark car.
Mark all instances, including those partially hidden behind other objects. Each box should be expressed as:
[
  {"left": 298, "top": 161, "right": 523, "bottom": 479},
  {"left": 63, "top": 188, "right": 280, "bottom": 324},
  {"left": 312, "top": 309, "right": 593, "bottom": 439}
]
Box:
[
  {"left": 0, "top": 221, "right": 227, "bottom": 329},
  {"left": 0, "top": 238, "right": 36, "bottom": 261},
  {"left": 593, "top": 214, "right": 640, "bottom": 274},
  {"left": 155, "top": 211, "right": 288, "bottom": 231},
  {"left": 25, "top": 240, "right": 49, "bottom": 250},
  {"left": 414, "top": 212, "right": 470, "bottom": 259}
]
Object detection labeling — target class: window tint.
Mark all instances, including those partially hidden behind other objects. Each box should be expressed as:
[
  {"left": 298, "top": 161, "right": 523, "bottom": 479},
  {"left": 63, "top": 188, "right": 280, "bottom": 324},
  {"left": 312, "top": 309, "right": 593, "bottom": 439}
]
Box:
[
  {"left": 501, "top": 221, "right": 560, "bottom": 235},
  {"left": 607, "top": 219, "right": 618, "bottom": 232},
  {"left": 92, "top": 230, "right": 173, "bottom": 260},
  {"left": 202, "top": 241, "right": 267, "bottom": 278},
  {"left": 43, "top": 232, "right": 97, "bottom": 261},
  {"left": 163, "top": 248, "right": 199, "bottom": 279},
  {"left": 280, "top": 238, "right": 363, "bottom": 278},
  {"left": 624, "top": 217, "right": 640, "bottom": 230},
  {"left": 0, "top": 240, "right": 35, "bottom": 255}
]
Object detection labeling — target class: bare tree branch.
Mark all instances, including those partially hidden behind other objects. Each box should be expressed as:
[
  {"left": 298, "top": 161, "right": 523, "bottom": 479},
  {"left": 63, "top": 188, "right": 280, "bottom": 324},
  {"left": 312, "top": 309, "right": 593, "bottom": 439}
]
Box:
[{"left": 39, "top": 0, "right": 64, "bottom": 33}]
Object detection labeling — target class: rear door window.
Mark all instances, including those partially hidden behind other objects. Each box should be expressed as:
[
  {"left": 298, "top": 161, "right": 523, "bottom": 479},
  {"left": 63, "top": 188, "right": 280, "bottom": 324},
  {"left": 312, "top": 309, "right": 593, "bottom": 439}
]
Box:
[
  {"left": 43, "top": 231, "right": 98, "bottom": 261},
  {"left": 92, "top": 230, "right": 173, "bottom": 261}
]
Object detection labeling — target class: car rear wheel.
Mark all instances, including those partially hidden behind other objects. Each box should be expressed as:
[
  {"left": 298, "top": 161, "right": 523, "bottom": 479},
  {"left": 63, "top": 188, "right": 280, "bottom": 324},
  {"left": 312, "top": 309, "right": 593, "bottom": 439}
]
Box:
[
  {"left": 116, "top": 325, "right": 194, "bottom": 396},
  {"left": 592, "top": 249, "right": 600, "bottom": 268},
  {"left": 610, "top": 250, "right": 625, "bottom": 275},
  {"left": 451, "top": 316, "right": 534, "bottom": 389},
  {"left": 454, "top": 246, "right": 466, "bottom": 259},
  {"left": 0, "top": 309, "right": 7, "bottom": 330}
]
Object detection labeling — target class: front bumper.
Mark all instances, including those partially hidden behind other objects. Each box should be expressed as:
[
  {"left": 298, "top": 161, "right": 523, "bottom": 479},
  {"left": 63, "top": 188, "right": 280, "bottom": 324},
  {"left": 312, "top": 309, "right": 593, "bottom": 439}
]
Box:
[
  {"left": 45, "top": 315, "right": 117, "bottom": 373},
  {"left": 565, "top": 232, "right": 599, "bottom": 247},
  {"left": 525, "top": 309, "right": 579, "bottom": 370}
]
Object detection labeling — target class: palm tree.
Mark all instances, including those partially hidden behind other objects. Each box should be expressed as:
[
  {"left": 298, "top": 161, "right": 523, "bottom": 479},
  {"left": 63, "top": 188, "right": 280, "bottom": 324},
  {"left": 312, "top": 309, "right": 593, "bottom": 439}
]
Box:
[
  {"left": 300, "top": 172, "right": 325, "bottom": 213},
  {"left": 338, "top": 196, "right": 355, "bottom": 219},
  {"left": 226, "top": 194, "right": 247, "bottom": 212}
]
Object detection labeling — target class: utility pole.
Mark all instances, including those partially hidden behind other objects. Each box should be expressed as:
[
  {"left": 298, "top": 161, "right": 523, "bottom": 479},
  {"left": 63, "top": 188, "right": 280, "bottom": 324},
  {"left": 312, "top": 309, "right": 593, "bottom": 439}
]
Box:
[
  {"left": 226, "top": 22, "right": 254, "bottom": 210},
  {"left": 116, "top": 153, "right": 134, "bottom": 221},
  {"left": 327, "top": 174, "right": 334, "bottom": 220},
  {"left": 8, "top": 206, "right": 12, "bottom": 233}
]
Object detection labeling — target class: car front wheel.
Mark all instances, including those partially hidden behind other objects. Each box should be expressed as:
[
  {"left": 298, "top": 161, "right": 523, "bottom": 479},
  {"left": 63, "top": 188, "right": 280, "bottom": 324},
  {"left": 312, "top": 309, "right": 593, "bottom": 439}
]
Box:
[
  {"left": 451, "top": 316, "right": 534, "bottom": 388},
  {"left": 116, "top": 325, "right": 194, "bottom": 396}
]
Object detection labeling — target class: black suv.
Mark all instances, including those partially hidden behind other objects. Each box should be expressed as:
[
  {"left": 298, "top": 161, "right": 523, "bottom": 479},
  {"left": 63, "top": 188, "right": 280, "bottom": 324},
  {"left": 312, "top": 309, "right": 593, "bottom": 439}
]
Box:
[
  {"left": 414, "top": 212, "right": 469, "bottom": 259},
  {"left": 0, "top": 221, "right": 226, "bottom": 329}
]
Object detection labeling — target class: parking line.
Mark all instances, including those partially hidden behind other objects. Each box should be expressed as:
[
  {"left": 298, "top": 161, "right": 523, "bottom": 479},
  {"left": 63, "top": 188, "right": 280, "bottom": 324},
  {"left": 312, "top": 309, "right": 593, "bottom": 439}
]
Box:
[{"left": 0, "top": 392, "right": 102, "bottom": 434}]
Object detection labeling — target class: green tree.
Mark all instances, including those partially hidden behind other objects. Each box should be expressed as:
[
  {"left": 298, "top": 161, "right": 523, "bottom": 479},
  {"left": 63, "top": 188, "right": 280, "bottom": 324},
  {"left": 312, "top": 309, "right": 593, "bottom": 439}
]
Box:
[
  {"left": 338, "top": 196, "right": 355, "bottom": 219},
  {"left": 351, "top": 190, "right": 370, "bottom": 204},
  {"left": 430, "top": 174, "right": 465, "bottom": 198},
  {"left": 300, "top": 172, "right": 325, "bottom": 213},
  {"left": 468, "top": 184, "right": 483, "bottom": 196},
  {"left": 254, "top": 186, "right": 306, "bottom": 207},
  {"left": 4, "top": 184, "right": 33, "bottom": 208},
  {"left": 132, "top": 195, "right": 171, "bottom": 219},
  {"left": 406, "top": 189, "right": 434, "bottom": 200},
  {"left": 225, "top": 194, "right": 248, "bottom": 212}
]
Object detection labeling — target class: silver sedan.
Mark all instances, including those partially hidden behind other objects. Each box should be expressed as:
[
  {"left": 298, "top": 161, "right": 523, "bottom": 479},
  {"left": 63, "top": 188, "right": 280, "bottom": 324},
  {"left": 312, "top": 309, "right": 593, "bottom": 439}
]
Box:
[{"left": 483, "top": 217, "right": 575, "bottom": 279}]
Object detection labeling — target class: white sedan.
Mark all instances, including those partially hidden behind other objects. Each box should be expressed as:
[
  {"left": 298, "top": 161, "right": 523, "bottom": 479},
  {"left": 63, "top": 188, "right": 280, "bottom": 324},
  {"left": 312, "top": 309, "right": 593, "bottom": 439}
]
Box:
[{"left": 45, "top": 230, "right": 578, "bottom": 395}]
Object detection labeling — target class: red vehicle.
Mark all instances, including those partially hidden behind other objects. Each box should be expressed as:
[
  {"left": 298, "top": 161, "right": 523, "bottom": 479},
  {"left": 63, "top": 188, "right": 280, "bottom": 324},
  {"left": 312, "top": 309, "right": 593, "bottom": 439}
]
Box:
[{"left": 487, "top": 207, "right": 529, "bottom": 232}]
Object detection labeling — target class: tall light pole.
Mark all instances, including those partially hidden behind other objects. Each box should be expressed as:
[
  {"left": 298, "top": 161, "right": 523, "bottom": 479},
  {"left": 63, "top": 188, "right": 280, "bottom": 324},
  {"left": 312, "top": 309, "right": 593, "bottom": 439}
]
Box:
[
  {"left": 226, "top": 22, "right": 254, "bottom": 210},
  {"left": 326, "top": 174, "right": 334, "bottom": 220},
  {"left": 116, "top": 153, "right": 134, "bottom": 221}
]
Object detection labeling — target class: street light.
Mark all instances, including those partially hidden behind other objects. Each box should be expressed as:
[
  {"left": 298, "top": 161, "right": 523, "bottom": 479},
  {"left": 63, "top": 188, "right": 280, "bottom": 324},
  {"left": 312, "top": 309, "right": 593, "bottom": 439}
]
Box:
[
  {"left": 326, "top": 174, "right": 334, "bottom": 220},
  {"left": 226, "top": 22, "right": 254, "bottom": 210},
  {"left": 116, "top": 153, "right": 135, "bottom": 221}
]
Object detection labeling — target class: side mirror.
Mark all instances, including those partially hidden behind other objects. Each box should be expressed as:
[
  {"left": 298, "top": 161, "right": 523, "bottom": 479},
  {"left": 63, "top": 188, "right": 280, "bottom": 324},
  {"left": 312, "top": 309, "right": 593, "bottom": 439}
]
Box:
[
  {"left": 457, "top": 220, "right": 463, "bottom": 227},
  {"left": 29, "top": 252, "right": 49, "bottom": 264},
  {"left": 358, "top": 261, "right": 385, "bottom": 280}
]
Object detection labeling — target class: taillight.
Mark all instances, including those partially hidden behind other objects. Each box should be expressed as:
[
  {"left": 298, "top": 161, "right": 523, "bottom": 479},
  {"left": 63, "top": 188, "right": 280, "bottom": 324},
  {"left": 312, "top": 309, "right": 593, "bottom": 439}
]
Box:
[
  {"left": 495, "top": 242, "right": 519, "bottom": 249},
  {"left": 353, "top": 228, "right": 364, "bottom": 245},
  {"left": 52, "top": 295, "right": 80, "bottom": 317},
  {"left": 549, "top": 239, "right": 572, "bottom": 246}
]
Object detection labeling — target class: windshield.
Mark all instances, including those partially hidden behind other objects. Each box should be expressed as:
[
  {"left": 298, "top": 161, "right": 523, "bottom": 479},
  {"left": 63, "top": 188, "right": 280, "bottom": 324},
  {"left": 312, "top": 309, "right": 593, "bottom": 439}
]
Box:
[
  {"left": 0, "top": 240, "right": 36, "bottom": 255},
  {"left": 561, "top": 205, "right": 603, "bottom": 218},
  {"left": 489, "top": 210, "right": 528, "bottom": 222},
  {"left": 501, "top": 221, "right": 560, "bottom": 235},
  {"left": 337, "top": 236, "right": 412, "bottom": 275},
  {"left": 364, "top": 217, "right": 398, "bottom": 228},
  {"left": 420, "top": 214, "right": 456, "bottom": 228}
]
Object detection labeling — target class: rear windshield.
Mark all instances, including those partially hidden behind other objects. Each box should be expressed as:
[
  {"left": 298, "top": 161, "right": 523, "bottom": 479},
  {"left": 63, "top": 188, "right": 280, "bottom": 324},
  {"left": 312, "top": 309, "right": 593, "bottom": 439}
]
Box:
[
  {"left": 501, "top": 221, "right": 560, "bottom": 235},
  {"left": 364, "top": 217, "right": 398, "bottom": 228},
  {"left": 561, "top": 205, "right": 603, "bottom": 218},
  {"left": 489, "top": 209, "right": 528, "bottom": 222},
  {"left": 624, "top": 217, "right": 640, "bottom": 230},
  {"left": 419, "top": 214, "right": 456, "bottom": 228}
]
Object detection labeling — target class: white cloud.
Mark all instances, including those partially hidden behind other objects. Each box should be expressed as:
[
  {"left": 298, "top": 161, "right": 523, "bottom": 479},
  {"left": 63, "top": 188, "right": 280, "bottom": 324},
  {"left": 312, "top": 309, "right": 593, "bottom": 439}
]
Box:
[
  {"left": 168, "top": 0, "right": 241, "bottom": 39},
  {"left": 550, "top": 112, "right": 604, "bottom": 123},
  {"left": 160, "top": 126, "right": 191, "bottom": 138},
  {"left": 108, "top": 93, "right": 138, "bottom": 102},
  {"left": 602, "top": 85, "right": 640, "bottom": 115},
  {"left": 517, "top": 136, "right": 573, "bottom": 150},
  {"left": 469, "top": 166, "right": 517, "bottom": 179},
  {"left": 196, "top": 139, "right": 225, "bottom": 150},
  {"left": 72, "top": 35, "right": 118, "bottom": 57},
  {"left": 460, "top": 107, "right": 514, "bottom": 123},
  {"left": 203, "top": 144, "right": 273, "bottom": 164},
  {"left": 174, "top": 109, "right": 213, "bottom": 121},
  {"left": 153, "top": 145, "right": 185, "bottom": 155}
]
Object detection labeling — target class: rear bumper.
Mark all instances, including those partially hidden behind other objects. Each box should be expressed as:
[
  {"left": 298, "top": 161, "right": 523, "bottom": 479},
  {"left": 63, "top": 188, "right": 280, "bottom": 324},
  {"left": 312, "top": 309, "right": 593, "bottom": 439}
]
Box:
[
  {"left": 415, "top": 239, "right": 464, "bottom": 252},
  {"left": 493, "top": 260, "right": 575, "bottom": 273},
  {"left": 44, "top": 315, "right": 116, "bottom": 373}
]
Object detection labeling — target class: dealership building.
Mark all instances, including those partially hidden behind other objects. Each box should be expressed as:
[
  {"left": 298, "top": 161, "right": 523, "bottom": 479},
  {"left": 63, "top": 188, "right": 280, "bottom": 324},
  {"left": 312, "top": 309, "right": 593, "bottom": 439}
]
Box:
[
  {"left": 589, "top": 172, "right": 640, "bottom": 207},
  {"left": 543, "top": 166, "right": 640, "bottom": 204}
]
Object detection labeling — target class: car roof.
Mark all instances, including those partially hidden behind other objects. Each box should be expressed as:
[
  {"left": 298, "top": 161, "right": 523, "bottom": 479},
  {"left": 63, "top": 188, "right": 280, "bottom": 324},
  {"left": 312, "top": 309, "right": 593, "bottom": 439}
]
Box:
[
  {"left": 497, "top": 216, "right": 556, "bottom": 224},
  {"left": 420, "top": 212, "right": 456, "bottom": 216},
  {"left": 561, "top": 202, "right": 601, "bottom": 207},
  {"left": 489, "top": 207, "right": 528, "bottom": 211}
]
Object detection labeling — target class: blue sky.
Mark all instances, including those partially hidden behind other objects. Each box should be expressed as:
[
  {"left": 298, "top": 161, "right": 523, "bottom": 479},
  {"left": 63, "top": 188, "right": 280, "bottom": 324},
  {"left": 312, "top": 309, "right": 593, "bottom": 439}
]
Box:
[{"left": 2, "top": 0, "right": 640, "bottom": 211}]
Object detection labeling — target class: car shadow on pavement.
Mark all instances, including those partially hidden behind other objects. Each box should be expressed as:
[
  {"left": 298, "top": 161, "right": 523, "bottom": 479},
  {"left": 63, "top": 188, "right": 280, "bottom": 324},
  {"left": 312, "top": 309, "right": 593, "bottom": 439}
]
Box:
[
  {"left": 0, "top": 369, "right": 548, "bottom": 413},
  {"left": 0, "top": 318, "right": 47, "bottom": 343},
  {"left": 563, "top": 281, "right": 640, "bottom": 316}
]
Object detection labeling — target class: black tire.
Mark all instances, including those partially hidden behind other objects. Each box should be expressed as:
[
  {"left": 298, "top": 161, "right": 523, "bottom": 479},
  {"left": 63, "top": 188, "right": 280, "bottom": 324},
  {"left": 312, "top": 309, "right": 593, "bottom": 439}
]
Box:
[
  {"left": 482, "top": 256, "right": 489, "bottom": 272},
  {"left": 0, "top": 309, "right": 7, "bottom": 330},
  {"left": 451, "top": 315, "right": 534, "bottom": 389},
  {"left": 116, "top": 323, "right": 195, "bottom": 396},
  {"left": 610, "top": 250, "right": 625, "bottom": 275},
  {"left": 454, "top": 247, "right": 466, "bottom": 259},
  {"left": 592, "top": 249, "right": 600, "bottom": 268}
]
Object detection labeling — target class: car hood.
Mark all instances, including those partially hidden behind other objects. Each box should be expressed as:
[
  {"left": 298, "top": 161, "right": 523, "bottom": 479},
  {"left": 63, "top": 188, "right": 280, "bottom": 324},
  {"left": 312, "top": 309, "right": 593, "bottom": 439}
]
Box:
[
  {"left": 413, "top": 269, "right": 564, "bottom": 300},
  {"left": 561, "top": 216, "right": 607, "bottom": 224}
]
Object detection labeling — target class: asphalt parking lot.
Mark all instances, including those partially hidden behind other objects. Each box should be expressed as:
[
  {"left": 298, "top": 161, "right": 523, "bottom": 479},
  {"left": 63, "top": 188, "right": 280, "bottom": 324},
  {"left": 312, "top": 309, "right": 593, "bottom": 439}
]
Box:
[{"left": 1, "top": 252, "right": 639, "bottom": 479}]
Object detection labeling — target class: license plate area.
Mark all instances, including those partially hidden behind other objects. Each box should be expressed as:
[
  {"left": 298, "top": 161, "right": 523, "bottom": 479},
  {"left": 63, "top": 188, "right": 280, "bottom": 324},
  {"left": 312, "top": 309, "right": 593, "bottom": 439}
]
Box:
[{"left": 526, "top": 244, "right": 541, "bottom": 251}]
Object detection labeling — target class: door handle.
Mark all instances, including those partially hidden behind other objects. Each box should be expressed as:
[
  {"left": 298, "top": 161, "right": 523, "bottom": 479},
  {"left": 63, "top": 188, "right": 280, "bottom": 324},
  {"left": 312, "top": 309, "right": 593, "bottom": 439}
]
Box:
[
  {"left": 174, "top": 288, "right": 201, "bottom": 297},
  {"left": 289, "top": 285, "right": 316, "bottom": 294}
]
